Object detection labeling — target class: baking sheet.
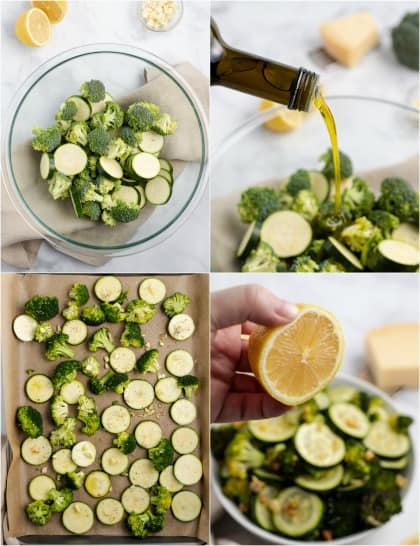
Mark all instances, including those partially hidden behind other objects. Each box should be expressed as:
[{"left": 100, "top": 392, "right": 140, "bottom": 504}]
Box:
[{"left": 2, "top": 273, "right": 209, "bottom": 543}]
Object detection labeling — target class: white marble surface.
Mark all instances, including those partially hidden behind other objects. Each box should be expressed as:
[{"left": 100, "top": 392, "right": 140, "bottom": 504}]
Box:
[
  {"left": 211, "top": 273, "right": 419, "bottom": 546},
  {"left": 1, "top": 0, "right": 209, "bottom": 272}
]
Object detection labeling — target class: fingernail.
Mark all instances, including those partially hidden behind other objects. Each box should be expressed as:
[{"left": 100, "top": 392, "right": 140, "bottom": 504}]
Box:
[{"left": 276, "top": 301, "right": 299, "bottom": 320}]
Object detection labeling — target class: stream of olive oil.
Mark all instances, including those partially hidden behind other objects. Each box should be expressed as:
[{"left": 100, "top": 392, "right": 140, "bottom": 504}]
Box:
[{"left": 313, "top": 92, "right": 342, "bottom": 212}]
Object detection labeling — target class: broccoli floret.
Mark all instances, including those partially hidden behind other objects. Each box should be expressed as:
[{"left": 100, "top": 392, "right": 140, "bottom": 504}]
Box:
[
  {"left": 125, "top": 103, "right": 155, "bottom": 131},
  {"left": 106, "top": 372, "right": 130, "bottom": 394},
  {"left": 368, "top": 210, "right": 400, "bottom": 238},
  {"left": 241, "top": 242, "right": 283, "bottom": 273},
  {"left": 63, "top": 471, "right": 85, "bottom": 490},
  {"left": 150, "top": 485, "right": 172, "bottom": 515},
  {"left": 47, "top": 487, "right": 73, "bottom": 512},
  {"left": 324, "top": 493, "right": 361, "bottom": 538},
  {"left": 101, "top": 209, "right": 118, "bottom": 226},
  {"left": 344, "top": 439, "right": 371, "bottom": 480},
  {"left": 377, "top": 177, "right": 419, "bottom": 223},
  {"left": 286, "top": 169, "right": 311, "bottom": 196},
  {"left": 77, "top": 395, "right": 100, "bottom": 435},
  {"left": 65, "top": 121, "right": 89, "bottom": 146},
  {"left": 24, "top": 295, "right": 59, "bottom": 321},
  {"left": 45, "top": 333, "right": 75, "bottom": 361},
  {"left": 264, "top": 443, "right": 287, "bottom": 470},
  {"left": 106, "top": 137, "right": 132, "bottom": 162},
  {"left": 278, "top": 189, "right": 294, "bottom": 209},
  {"left": 111, "top": 200, "right": 141, "bottom": 223},
  {"left": 88, "top": 370, "right": 114, "bottom": 395},
  {"left": 80, "top": 80, "right": 105, "bottom": 103},
  {"left": 388, "top": 414, "right": 413, "bottom": 434},
  {"left": 100, "top": 302, "right": 126, "bottom": 323},
  {"left": 211, "top": 425, "right": 237, "bottom": 460},
  {"left": 342, "top": 177, "right": 375, "bottom": 217},
  {"left": 152, "top": 112, "right": 178, "bottom": 135},
  {"left": 91, "top": 102, "right": 124, "bottom": 131},
  {"left": 224, "top": 430, "right": 264, "bottom": 479},
  {"left": 139, "top": 101, "right": 161, "bottom": 118},
  {"left": 320, "top": 258, "right": 346, "bottom": 272},
  {"left": 148, "top": 439, "right": 174, "bottom": 472},
  {"left": 162, "top": 292, "right": 190, "bottom": 318},
  {"left": 120, "top": 126, "right": 138, "bottom": 147},
  {"left": 51, "top": 360, "right": 81, "bottom": 391},
  {"left": 315, "top": 200, "right": 352, "bottom": 236},
  {"left": 76, "top": 179, "right": 104, "bottom": 204},
  {"left": 87, "top": 127, "right": 111, "bottom": 155},
  {"left": 120, "top": 322, "right": 144, "bottom": 348},
  {"left": 361, "top": 466, "right": 402, "bottom": 526},
  {"left": 125, "top": 299, "right": 157, "bottom": 324},
  {"left": 113, "top": 431, "right": 137, "bottom": 454},
  {"left": 48, "top": 172, "right": 72, "bottom": 200},
  {"left": 16, "top": 406, "right": 43, "bottom": 438},
  {"left": 307, "top": 239, "right": 326, "bottom": 262},
  {"left": 32, "top": 125, "right": 61, "bottom": 153},
  {"left": 49, "top": 417, "right": 77, "bottom": 448},
  {"left": 341, "top": 216, "right": 383, "bottom": 253},
  {"left": 26, "top": 500, "right": 52, "bottom": 526},
  {"left": 301, "top": 399, "right": 320, "bottom": 423},
  {"left": 87, "top": 155, "right": 98, "bottom": 177},
  {"left": 126, "top": 512, "right": 152, "bottom": 538},
  {"left": 147, "top": 511, "right": 165, "bottom": 533},
  {"left": 88, "top": 327, "right": 115, "bottom": 353},
  {"left": 55, "top": 100, "right": 77, "bottom": 122},
  {"left": 34, "top": 321, "right": 55, "bottom": 342},
  {"left": 222, "top": 477, "right": 250, "bottom": 509},
  {"left": 80, "top": 304, "right": 105, "bottom": 326},
  {"left": 81, "top": 356, "right": 101, "bottom": 378},
  {"left": 62, "top": 301, "right": 79, "bottom": 320},
  {"left": 278, "top": 445, "right": 301, "bottom": 478},
  {"left": 50, "top": 395, "right": 69, "bottom": 426},
  {"left": 292, "top": 189, "right": 319, "bottom": 221},
  {"left": 320, "top": 149, "right": 353, "bottom": 181},
  {"left": 67, "top": 283, "right": 89, "bottom": 306},
  {"left": 290, "top": 255, "right": 320, "bottom": 272},
  {"left": 238, "top": 187, "right": 283, "bottom": 223},
  {"left": 177, "top": 375, "right": 199, "bottom": 398},
  {"left": 392, "top": 11, "right": 419, "bottom": 70},
  {"left": 137, "top": 349, "right": 160, "bottom": 374},
  {"left": 82, "top": 201, "right": 102, "bottom": 221},
  {"left": 349, "top": 391, "right": 369, "bottom": 412},
  {"left": 95, "top": 176, "right": 116, "bottom": 195}
]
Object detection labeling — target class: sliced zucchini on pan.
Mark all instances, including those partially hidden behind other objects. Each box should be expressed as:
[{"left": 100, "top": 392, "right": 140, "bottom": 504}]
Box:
[
  {"left": 324, "top": 237, "right": 363, "bottom": 271},
  {"left": 54, "top": 144, "right": 87, "bottom": 176},
  {"left": 98, "top": 156, "right": 123, "bottom": 180},
  {"left": 171, "top": 427, "right": 199, "bottom": 454},
  {"left": 25, "top": 374, "right": 54, "bottom": 403},
  {"left": 171, "top": 491, "right": 202, "bottom": 522},
  {"left": 248, "top": 410, "right": 300, "bottom": 442},
  {"left": 129, "top": 458, "right": 159, "bottom": 488},
  {"left": 67, "top": 96, "right": 91, "bottom": 121},
  {"left": 21, "top": 436, "right": 52, "bottom": 465},
  {"left": 252, "top": 485, "right": 278, "bottom": 531},
  {"left": 52, "top": 448, "right": 77, "bottom": 475},
  {"left": 60, "top": 380, "right": 85, "bottom": 404},
  {"left": 328, "top": 403, "right": 370, "bottom": 438},
  {"left": 123, "top": 380, "right": 155, "bottom": 410},
  {"left": 155, "top": 377, "right": 182, "bottom": 403},
  {"left": 295, "top": 465, "right": 343, "bottom": 492},
  {"left": 145, "top": 176, "right": 172, "bottom": 205},
  {"left": 101, "top": 405, "right": 131, "bottom": 434},
  {"left": 236, "top": 221, "right": 260, "bottom": 259},
  {"left": 260, "top": 211, "right": 312, "bottom": 258},
  {"left": 101, "top": 447, "right": 128, "bottom": 475},
  {"left": 392, "top": 223, "right": 419, "bottom": 249},
  {"left": 71, "top": 441, "right": 96, "bottom": 467},
  {"left": 28, "top": 474, "right": 55, "bottom": 501},
  {"left": 173, "top": 454, "right": 203, "bottom": 486},
  {"left": 170, "top": 399, "right": 197, "bottom": 426},
  {"left": 272, "top": 487, "right": 324, "bottom": 537},
  {"left": 62, "top": 319, "right": 88, "bottom": 345},
  {"left": 96, "top": 498, "right": 124, "bottom": 525},
  {"left": 139, "top": 131, "right": 164, "bottom": 154},
  {"left": 94, "top": 276, "right": 122, "bottom": 303},
  {"left": 294, "top": 422, "right": 345, "bottom": 467},
  {"left": 84, "top": 471, "right": 111, "bottom": 498},
  {"left": 40, "top": 153, "right": 55, "bottom": 180},
  {"left": 109, "top": 347, "right": 136, "bottom": 373},
  {"left": 135, "top": 420, "right": 162, "bottom": 449},
  {"left": 367, "top": 239, "right": 419, "bottom": 272},
  {"left": 138, "top": 278, "right": 166, "bottom": 304},
  {"left": 62, "top": 502, "right": 94, "bottom": 534},
  {"left": 363, "top": 420, "right": 411, "bottom": 458},
  {"left": 121, "top": 485, "right": 150, "bottom": 514},
  {"left": 168, "top": 313, "right": 195, "bottom": 341},
  {"left": 13, "top": 314, "right": 38, "bottom": 342},
  {"left": 159, "top": 465, "right": 183, "bottom": 493},
  {"left": 165, "top": 349, "right": 194, "bottom": 376}
]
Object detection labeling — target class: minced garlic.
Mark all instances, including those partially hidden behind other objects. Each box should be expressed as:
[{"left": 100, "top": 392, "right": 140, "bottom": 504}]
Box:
[{"left": 141, "top": 1, "right": 179, "bottom": 30}]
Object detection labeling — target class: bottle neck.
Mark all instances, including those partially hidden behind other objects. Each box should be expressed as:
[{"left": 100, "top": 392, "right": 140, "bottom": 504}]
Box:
[{"left": 211, "top": 19, "right": 319, "bottom": 112}]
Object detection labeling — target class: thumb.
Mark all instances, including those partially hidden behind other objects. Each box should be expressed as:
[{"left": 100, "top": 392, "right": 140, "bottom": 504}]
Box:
[{"left": 215, "top": 392, "right": 289, "bottom": 422}]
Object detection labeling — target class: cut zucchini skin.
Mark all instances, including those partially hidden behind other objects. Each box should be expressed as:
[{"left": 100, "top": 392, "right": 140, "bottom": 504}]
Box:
[
  {"left": 170, "top": 399, "right": 197, "bottom": 426},
  {"left": 54, "top": 144, "right": 87, "bottom": 176},
  {"left": 271, "top": 487, "right": 324, "bottom": 537},
  {"left": 379, "top": 456, "right": 409, "bottom": 470},
  {"left": 135, "top": 420, "right": 162, "bottom": 449},
  {"left": 171, "top": 491, "right": 202, "bottom": 522},
  {"left": 237, "top": 221, "right": 260, "bottom": 259},
  {"left": 21, "top": 436, "right": 52, "bottom": 466},
  {"left": 324, "top": 237, "right": 363, "bottom": 271},
  {"left": 94, "top": 276, "right": 122, "bottom": 303},
  {"left": 121, "top": 485, "right": 150, "bottom": 514},
  {"left": 25, "top": 374, "right": 54, "bottom": 404},
  {"left": 84, "top": 470, "right": 111, "bottom": 498},
  {"left": 98, "top": 157, "right": 123, "bottom": 180},
  {"left": 167, "top": 314, "right": 195, "bottom": 341},
  {"left": 13, "top": 314, "right": 38, "bottom": 342},
  {"left": 159, "top": 465, "right": 183, "bottom": 493},
  {"left": 101, "top": 447, "right": 128, "bottom": 475},
  {"left": 123, "top": 380, "right": 155, "bottom": 410},
  {"left": 67, "top": 96, "right": 91, "bottom": 121},
  {"left": 248, "top": 411, "right": 299, "bottom": 443},
  {"left": 52, "top": 448, "right": 77, "bottom": 474},
  {"left": 62, "top": 502, "right": 94, "bottom": 534},
  {"left": 295, "top": 465, "right": 344, "bottom": 492},
  {"left": 155, "top": 377, "right": 182, "bottom": 403},
  {"left": 101, "top": 405, "right": 131, "bottom": 434},
  {"left": 129, "top": 458, "right": 159, "bottom": 488},
  {"left": 328, "top": 403, "right": 370, "bottom": 439},
  {"left": 294, "top": 423, "right": 345, "bottom": 467},
  {"left": 60, "top": 380, "right": 85, "bottom": 405},
  {"left": 166, "top": 349, "right": 194, "bottom": 377},
  {"left": 171, "top": 427, "right": 199, "bottom": 454},
  {"left": 363, "top": 421, "right": 411, "bottom": 458},
  {"left": 138, "top": 278, "right": 167, "bottom": 304},
  {"left": 71, "top": 441, "right": 96, "bottom": 467},
  {"left": 173, "top": 454, "right": 203, "bottom": 486},
  {"left": 367, "top": 239, "right": 419, "bottom": 272},
  {"left": 392, "top": 223, "right": 419, "bottom": 250},
  {"left": 260, "top": 211, "right": 312, "bottom": 258},
  {"left": 145, "top": 176, "right": 172, "bottom": 205},
  {"left": 252, "top": 486, "right": 278, "bottom": 531},
  {"left": 28, "top": 475, "right": 55, "bottom": 501},
  {"left": 109, "top": 347, "right": 136, "bottom": 373},
  {"left": 96, "top": 498, "right": 124, "bottom": 526},
  {"left": 62, "top": 320, "right": 88, "bottom": 346}
]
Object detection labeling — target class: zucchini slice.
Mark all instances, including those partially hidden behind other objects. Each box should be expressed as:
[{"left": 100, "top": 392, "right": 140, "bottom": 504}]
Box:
[
  {"left": 123, "top": 380, "right": 155, "bottom": 410},
  {"left": 260, "top": 211, "right": 312, "bottom": 258},
  {"left": 392, "top": 223, "right": 419, "bottom": 250},
  {"left": 138, "top": 278, "right": 167, "bottom": 304},
  {"left": 271, "top": 487, "right": 324, "bottom": 537},
  {"left": 155, "top": 377, "right": 182, "bottom": 403},
  {"left": 84, "top": 470, "right": 111, "bottom": 498},
  {"left": 28, "top": 474, "right": 55, "bottom": 501},
  {"left": 252, "top": 486, "right": 278, "bottom": 531},
  {"left": 60, "top": 380, "right": 85, "bottom": 405},
  {"left": 21, "top": 436, "right": 52, "bottom": 466},
  {"left": 363, "top": 420, "right": 411, "bottom": 458},
  {"left": 171, "top": 491, "right": 202, "bottom": 522},
  {"left": 328, "top": 403, "right": 370, "bottom": 438},
  {"left": 325, "top": 237, "right": 363, "bottom": 271},
  {"left": 379, "top": 456, "right": 409, "bottom": 470},
  {"left": 13, "top": 314, "right": 38, "bottom": 342},
  {"left": 159, "top": 158, "right": 173, "bottom": 174},
  {"left": 139, "top": 131, "right": 164, "bottom": 154},
  {"left": 96, "top": 498, "right": 124, "bottom": 526},
  {"left": 159, "top": 169, "right": 173, "bottom": 183},
  {"left": 309, "top": 171, "right": 329, "bottom": 202},
  {"left": 101, "top": 405, "right": 131, "bottom": 434},
  {"left": 145, "top": 176, "right": 172, "bottom": 205},
  {"left": 135, "top": 420, "right": 162, "bottom": 449},
  {"left": 168, "top": 314, "right": 195, "bottom": 341},
  {"left": 112, "top": 185, "right": 139, "bottom": 206},
  {"left": 129, "top": 458, "right": 159, "bottom": 488},
  {"left": 326, "top": 385, "right": 357, "bottom": 404},
  {"left": 367, "top": 239, "right": 419, "bottom": 272},
  {"left": 159, "top": 465, "right": 183, "bottom": 493},
  {"left": 171, "top": 427, "right": 199, "bottom": 455},
  {"left": 166, "top": 349, "right": 194, "bottom": 377},
  {"left": 121, "top": 485, "right": 150, "bottom": 514},
  {"left": 101, "top": 447, "right": 128, "bottom": 475},
  {"left": 53, "top": 143, "right": 87, "bottom": 176},
  {"left": 25, "top": 374, "right": 54, "bottom": 404},
  {"left": 94, "top": 276, "right": 123, "bottom": 303},
  {"left": 313, "top": 391, "right": 330, "bottom": 410},
  {"left": 131, "top": 152, "right": 160, "bottom": 180},
  {"left": 98, "top": 157, "right": 123, "bottom": 180},
  {"left": 248, "top": 409, "right": 300, "bottom": 443},
  {"left": 67, "top": 96, "right": 91, "bottom": 121},
  {"left": 253, "top": 468, "right": 284, "bottom": 484},
  {"left": 109, "top": 347, "right": 136, "bottom": 373},
  {"left": 295, "top": 422, "right": 345, "bottom": 467},
  {"left": 173, "top": 454, "right": 203, "bottom": 486},
  {"left": 295, "top": 464, "right": 344, "bottom": 492},
  {"left": 40, "top": 152, "right": 55, "bottom": 180},
  {"left": 71, "top": 441, "right": 96, "bottom": 467},
  {"left": 236, "top": 221, "right": 260, "bottom": 259},
  {"left": 170, "top": 399, "right": 197, "bottom": 426},
  {"left": 62, "top": 502, "right": 94, "bottom": 534},
  {"left": 136, "top": 185, "right": 147, "bottom": 209},
  {"left": 52, "top": 448, "right": 77, "bottom": 474},
  {"left": 62, "top": 319, "right": 88, "bottom": 346}
]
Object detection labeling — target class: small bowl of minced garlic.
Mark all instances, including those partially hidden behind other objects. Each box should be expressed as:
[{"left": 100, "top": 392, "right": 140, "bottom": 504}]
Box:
[{"left": 139, "top": 1, "right": 183, "bottom": 32}]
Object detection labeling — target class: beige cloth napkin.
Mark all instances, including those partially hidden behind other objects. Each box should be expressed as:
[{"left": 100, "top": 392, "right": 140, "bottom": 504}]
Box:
[
  {"left": 2, "top": 63, "right": 208, "bottom": 269},
  {"left": 211, "top": 155, "right": 419, "bottom": 272}
]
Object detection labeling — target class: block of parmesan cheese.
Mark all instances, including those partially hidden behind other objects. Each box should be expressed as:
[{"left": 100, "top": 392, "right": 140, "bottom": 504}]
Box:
[
  {"left": 366, "top": 323, "right": 419, "bottom": 389},
  {"left": 320, "top": 12, "right": 379, "bottom": 67}
]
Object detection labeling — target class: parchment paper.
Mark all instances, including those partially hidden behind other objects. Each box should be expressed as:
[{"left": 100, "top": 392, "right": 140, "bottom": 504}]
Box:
[
  {"left": 211, "top": 155, "right": 419, "bottom": 272},
  {"left": 2, "top": 273, "right": 209, "bottom": 543}
]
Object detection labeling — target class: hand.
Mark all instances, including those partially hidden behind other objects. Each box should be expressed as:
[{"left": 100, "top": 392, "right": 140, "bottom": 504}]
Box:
[{"left": 211, "top": 284, "right": 298, "bottom": 422}]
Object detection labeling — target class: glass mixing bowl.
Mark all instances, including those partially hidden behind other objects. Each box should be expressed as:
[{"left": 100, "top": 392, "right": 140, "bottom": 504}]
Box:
[
  {"left": 211, "top": 97, "right": 419, "bottom": 271},
  {"left": 3, "top": 44, "right": 208, "bottom": 260}
]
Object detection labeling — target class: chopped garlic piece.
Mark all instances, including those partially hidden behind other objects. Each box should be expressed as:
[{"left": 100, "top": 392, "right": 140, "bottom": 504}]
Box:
[{"left": 141, "top": 1, "right": 179, "bottom": 30}]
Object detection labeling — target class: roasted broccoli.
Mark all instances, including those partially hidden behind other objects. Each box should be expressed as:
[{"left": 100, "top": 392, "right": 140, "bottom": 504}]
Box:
[
  {"left": 47, "top": 487, "right": 73, "bottom": 512},
  {"left": 65, "top": 121, "right": 89, "bottom": 146},
  {"left": 120, "top": 322, "right": 144, "bottom": 348},
  {"left": 45, "top": 333, "right": 75, "bottom": 361},
  {"left": 361, "top": 467, "right": 402, "bottom": 526},
  {"left": 238, "top": 187, "right": 283, "bottom": 223},
  {"left": 377, "top": 177, "right": 419, "bottom": 223},
  {"left": 147, "top": 511, "right": 165, "bottom": 533},
  {"left": 320, "top": 149, "right": 353, "bottom": 181},
  {"left": 77, "top": 395, "right": 100, "bottom": 435},
  {"left": 211, "top": 425, "right": 237, "bottom": 460},
  {"left": 80, "top": 80, "right": 105, "bottom": 103},
  {"left": 48, "top": 172, "right": 73, "bottom": 200},
  {"left": 241, "top": 242, "right": 283, "bottom": 273},
  {"left": 126, "top": 512, "right": 152, "bottom": 538},
  {"left": 49, "top": 417, "right": 77, "bottom": 448},
  {"left": 68, "top": 283, "right": 89, "bottom": 305},
  {"left": 349, "top": 391, "right": 369, "bottom": 412},
  {"left": 137, "top": 349, "right": 160, "bottom": 374},
  {"left": 55, "top": 100, "right": 77, "bottom": 122},
  {"left": 106, "top": 372, "right": 130, "bottom": 394},
  {"left": 224, "top": 430, "right": 264, "bottom": 479},
  {"left": 24, "top": 295, "right": 59, "bottom": 321},
  {"left": 324, "top": 493, "right": 361, "bottom": 538},
  {"left": 63, "top": 470, "right": 85, "bottom": 490},
  {"left": 392, "top": 11, "right": 419, "bottom": 70},
  {"left": 113, "top": 431, "right": 136, "bottom": 454},
  {"left": 34, "top": 321, "right": 55, "bottom": 342},
  {"left": 301, "top": 400, "right": 321, "bottom": 423},
  {"left": 87, "top": 127, "right": 111, "bottom": 155},
  {"left": 125, "top": 299, "right": 157, "bottom": 324},
  {"left": 148, "top": 439, "right": 174, "bottom": 471},
  {"left": 62, "top": 301, "right": 79, "bottom": 320},
  {"left": 125, "top": 103, "right": 155, "bottom": 131},
  {"left": 292, "top": 189, "right": 319, "bottom": 221},
  {"left": 26, "top": 500, "right": 52, "bottom": 526},
  {"left": 110, "top": 200, "right": 141, "bottom": 223},
  {"left": 290, "top": 255, "right": 320, "bottom": 272},
  {"left": 32, "top": 125, "right": 61, "bottom": 153},
  {"left": 341, "top": 217, "right": 383, "bottom": 253},
  {"left": 152, "top": 113, "right": 178, "bottom": 135},
  {"left": 16, "top": 406, "right": 43, "bottom": 438},
  {"left": 150, "top": 485, "right": 172, "bottom": 515},
  {"left": 50, "top": 395, "right": 69, "bottom": 426},
  {"left": 81, "top": 355, "right": 101, "bottom": 378},
  {"left": 177, "top": 375, "right": 199, "bottom": 398},
  {"left": 120, "top": 126, "right": 138, "bottom": 147},
  {"left": 100, "top": 302, "right": 126, "bottom": 323},
  {"left": 278, "top": 188, "right": 294, "bottom": 209},
  {"left": 88, "top": 327, "right": 115, "bottom": 353},
  {"left": 51, "top": 360, "right": 81, "bottom": 391},
  {"left": 80, "top": 304, "right": 105, "bottom": 326},
  {"left": 344, "top": 439, "right": 371, "bottom": 480},
  {"left": 368, "top": 210, "right": 400, "bottom": 238},
  {"left": 88, "top": 370, "right": 114, "bottom": 395},
  {"left": 320, "top": 259, "right": 346, "bottom": 272},
  {"left": 162, "top": 292, "right": 190, "bottom": 318},
  {"left": 388, "top": 414, "right": 413, "bottom": 434},
  {"left": 222, "top": 477, "right": 251, "bottom": 510},
  {"left": 286, "top": 169, "right": 311, "bottom": 196},
  {"left": 342, "top": 177, "right": 375, "bottom": 217}
]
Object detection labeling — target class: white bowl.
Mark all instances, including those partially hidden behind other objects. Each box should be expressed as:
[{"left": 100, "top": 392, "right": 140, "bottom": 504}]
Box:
[{"left": 212, "top": 373, "right": 415, "bottom": 545}]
